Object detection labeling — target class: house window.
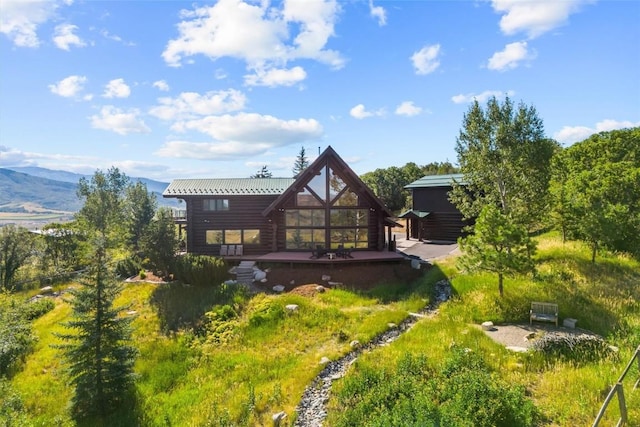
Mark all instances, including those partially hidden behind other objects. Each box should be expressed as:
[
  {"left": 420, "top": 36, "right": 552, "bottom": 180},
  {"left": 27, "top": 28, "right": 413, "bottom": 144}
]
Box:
[
  {"left": 206, "top": 230, "right": 223, "bottom": 244},
  {"left": 206, "top": 229, "right": 260, "bottom": 245},
  {"left": 225, "top": 230, "right": 241, "bottom": 244},
  {"left": 203, "top": 199, "right": 229, "bottom": 211},
  {"left": 286, "top": 229, "right": 324, "bottom": 249},
  {"left": 285, "top": 165, "right": 371, "bottom": 250}
]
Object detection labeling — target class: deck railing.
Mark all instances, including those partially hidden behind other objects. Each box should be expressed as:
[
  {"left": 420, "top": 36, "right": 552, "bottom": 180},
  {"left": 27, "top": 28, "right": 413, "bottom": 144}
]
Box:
[
  {"left": 593, "top": 345, "right": 640, "bottom": 427},
  {"left": 171, "top": 208, "right": 187, "bottom": 220}
]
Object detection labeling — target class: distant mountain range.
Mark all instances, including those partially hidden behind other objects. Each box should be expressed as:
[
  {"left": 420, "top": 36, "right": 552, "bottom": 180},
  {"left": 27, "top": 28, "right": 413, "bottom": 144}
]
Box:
[{"left": 0, "top": 167, "right": 178, "bottom": 213}]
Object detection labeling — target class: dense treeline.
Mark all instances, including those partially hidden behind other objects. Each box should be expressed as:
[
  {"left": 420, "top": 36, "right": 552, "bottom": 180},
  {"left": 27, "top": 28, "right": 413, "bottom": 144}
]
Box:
[{"left": 360, "top": 161, "right": 459, "bottom": 212}]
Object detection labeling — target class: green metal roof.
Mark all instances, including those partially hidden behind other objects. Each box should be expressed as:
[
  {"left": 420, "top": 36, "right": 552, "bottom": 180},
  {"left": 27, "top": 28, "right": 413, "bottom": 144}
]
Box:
[
  {"left": 163, "top": 178, "right": 296, "bottom": 197},
  {"left": 405, "top": 173, "right": 465, "bottom": 189},
  {"left": 397, "top": 209, "right": 430, "bottom": 219}
]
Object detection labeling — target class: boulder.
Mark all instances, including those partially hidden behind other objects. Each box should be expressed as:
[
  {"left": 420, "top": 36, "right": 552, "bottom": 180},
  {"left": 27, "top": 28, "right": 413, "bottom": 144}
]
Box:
[
  {"left": 253, "top": 270, "right": 267, "bottom": 281},
  {"left": 285, "top": 304, "right": 299, "bottom": 312},
  {"left": 272, "top": 285, "right": 285, "bottom": 293},
  {"left": 481, "top": 321, "right": 494, "bottom": 331},
  {"left": 272, "top": 411, "right": 287, "bottom": 426}
]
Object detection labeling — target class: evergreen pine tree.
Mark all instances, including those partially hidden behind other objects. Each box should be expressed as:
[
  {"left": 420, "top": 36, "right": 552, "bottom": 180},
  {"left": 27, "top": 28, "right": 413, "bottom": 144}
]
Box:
[
  {"left": 292, "top": 146, "right": 309, "bottom": 177},
  {"left": 56, "top": 242, "right": 138, "bottom": 418}
]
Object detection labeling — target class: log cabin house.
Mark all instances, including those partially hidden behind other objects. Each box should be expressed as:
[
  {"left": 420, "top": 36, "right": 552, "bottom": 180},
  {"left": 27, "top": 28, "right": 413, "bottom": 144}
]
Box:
[
  {"left": 163, "top": 146, "right": 401, "bottom": 260},
  {"left": 399, "top": 174, "right": 470, "bottom": 242}
]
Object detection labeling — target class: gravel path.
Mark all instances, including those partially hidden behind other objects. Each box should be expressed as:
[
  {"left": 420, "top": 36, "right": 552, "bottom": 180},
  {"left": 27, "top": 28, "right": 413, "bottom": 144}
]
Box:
[{"left": 293, "top": 280, "right": 452, "bottom": 426}]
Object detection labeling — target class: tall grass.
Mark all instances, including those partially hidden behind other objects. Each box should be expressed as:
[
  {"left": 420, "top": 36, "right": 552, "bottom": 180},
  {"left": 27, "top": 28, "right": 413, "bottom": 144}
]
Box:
[
  {"left": 329, "top": 233, "right": 640, "bottom": 425},
  {"left": 6, "top": 233, "right": 639, "bottom": 425}
]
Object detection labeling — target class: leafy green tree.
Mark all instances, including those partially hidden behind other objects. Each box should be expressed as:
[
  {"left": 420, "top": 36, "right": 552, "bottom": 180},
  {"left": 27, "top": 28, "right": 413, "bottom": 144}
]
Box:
[
  {"left": 0, "top": 225, "right": 35, "bottom": 291},
  {"left": 141, "top": 207, "right": 178, "bottom": 278},
  {"left": 40, "top": 222, "right": 84, "bottom": 271},
  {"left": 361, "top": 162, "right": 460, "bottom": 212},
  {"left": 76, "top": 167, "right": 130, "bottom": 247},
  {"left": 551, "top": 128, "right": 640, "bottom": 261},
  {"left": 251, "top": 165, "right": 272, "bottom": 178},
  {"left": 292, "top": 146, "right": 310, "bottom": 177},
  {"left": 457, "top": 205, "right": 535, "bottom": 296},
  {"left": 450, "top": 97, "right": 559, "bottom": 232},
  {"left": 56, "top": 244, "right": 137, "bottom": 418},
  {"left": 420, "top": 161, "right": 458, "bottom": 176},
  {"left": 124, "top": 181, "right": 157, "bottom": 252},
  {"left": 361, "top": 166, "right": 409, "bottom": 212}
]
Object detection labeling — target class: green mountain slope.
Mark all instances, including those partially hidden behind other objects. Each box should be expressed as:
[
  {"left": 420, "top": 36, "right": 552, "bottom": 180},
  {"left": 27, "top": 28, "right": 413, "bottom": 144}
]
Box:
[
  {"left": 0, "top": 168, "right": 82, "bottom": 212},
  {"left": 0, "top": 168, "right": 178, "bottom": 212}
]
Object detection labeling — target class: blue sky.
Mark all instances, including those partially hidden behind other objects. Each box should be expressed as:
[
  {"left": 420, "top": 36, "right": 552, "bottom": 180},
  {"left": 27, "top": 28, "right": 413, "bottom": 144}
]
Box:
[{"left": 1, "top": 0, "right": 638, "bottom": 182}]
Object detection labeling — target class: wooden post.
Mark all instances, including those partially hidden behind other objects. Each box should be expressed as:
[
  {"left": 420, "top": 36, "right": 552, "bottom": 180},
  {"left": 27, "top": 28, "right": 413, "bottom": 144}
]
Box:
[{"left": 616, "top": 383, "right": 627, "bottom": 425}]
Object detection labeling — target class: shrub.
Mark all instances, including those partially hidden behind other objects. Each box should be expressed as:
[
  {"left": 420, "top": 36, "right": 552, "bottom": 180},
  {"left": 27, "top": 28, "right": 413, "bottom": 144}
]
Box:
[
  {"left": 24, "top": 298, "right": 55, "bottom": 320},
  {"left": 332, "top": 347, "right": 539, "bottom": 427},
  {"left": 532, "top": 332, "right": 615, "bottom": 363},
  {"left": 438, "top": 346, "right": 539, "bottom": 427},
  {"left": 0, "top": 295, "right": 36, "bottom": 376},
  {"left": 0, "top": 379, "right": 28, "bottom": 425},
  {"left": 115, "top": 256, "right": 143, "bottom": 278},
  {"left": 173, "top": 254, "right": 227, "bottom": 287}
]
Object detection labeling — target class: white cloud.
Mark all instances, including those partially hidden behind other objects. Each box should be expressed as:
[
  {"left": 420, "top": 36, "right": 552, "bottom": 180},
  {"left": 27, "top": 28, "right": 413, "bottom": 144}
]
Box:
[
  {"left": 395, "top": 101, "right": 422, "bottom": 117},
  {"left": 171, "top": 112, "right": 323, "bottom": 144},
  {"left": 451, "top": 90, "right": 515, "bottom": 104},
  {"left": 0, "top": 145, "right": 98, "bottom": 170},
  {"left": 155, "top": 112, "right": 323, "bottom": 160},
  {"left": 554, "top": 119, "right": 640, "bottom": 144},
  {"left": 149, "top": 89, "right": 246, "bottom": 121},
  {"left": 491, "top": 0, "right": 591, "bottom": 39},
  {"left": 161, "top": 0, "right": 343, "bottom": 86},
  {"left": 103, "top": 78, "right": 131, "bottom": 98},
  {"left": 244, "top": 66, "right": 307, "bottom": 87},
  {"left": 487, "top": 41, "right": 534, "bottom": 71},
  {"left": 99, "top": 29, "right": 134, "bottom": 46},
  {"left": 411, "top": 44, "right": 441, "bottom": 75},
  {"left": 52, "top": 23, "right": 85, "bottom": 50},
  {"left": 90, "top": 106, "right": 150, "bottom": 135},
  {"left": 156, "top": 140, "right": 271, "bottom": 160},
  {"left": 0, "top": 0, "right": 67, "bottom": 47},
  {"left": 49, "top": 75, "right": 88, "bottom": 98},
  {"left": 369, "top": 0, "right": 387, "bottom": 26},
  {"left": 153, "top": 80, "right": 170, "bottom": 91},
  {"left": 350, "top": 104, "right": 385, "bottom": 119}
]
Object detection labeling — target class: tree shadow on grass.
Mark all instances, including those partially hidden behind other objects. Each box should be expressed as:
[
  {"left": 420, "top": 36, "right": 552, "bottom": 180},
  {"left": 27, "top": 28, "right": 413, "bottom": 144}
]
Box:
[
  {"left": 75, "top": 387, "right": 143, "bottom": 427},
  {"left": 150, "top": 281, "right": 240, "bottom": 334},
  {"left": 363, "top": 263, "right": 454, "bottom": 304}
]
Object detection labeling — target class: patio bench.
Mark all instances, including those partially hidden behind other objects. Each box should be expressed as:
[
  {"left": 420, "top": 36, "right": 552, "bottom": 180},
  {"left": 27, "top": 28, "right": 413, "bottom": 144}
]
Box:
[{"left": 530, "top": 302, "right": 558, "bottom": 327}]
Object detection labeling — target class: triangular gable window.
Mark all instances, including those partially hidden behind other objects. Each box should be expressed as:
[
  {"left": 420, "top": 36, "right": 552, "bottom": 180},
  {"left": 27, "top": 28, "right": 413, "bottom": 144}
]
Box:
[
  {"left": 296, "top": 187, "right": 322, "bottom": 206},
  {"left": 333, "top": 187, "right": 358, "bottom": 206},
  {"left": 329, "top": 167, "right": 346, "bottom": 202},
  {"left": 307, "top": 166, "right": 326, "bottom": 201}
]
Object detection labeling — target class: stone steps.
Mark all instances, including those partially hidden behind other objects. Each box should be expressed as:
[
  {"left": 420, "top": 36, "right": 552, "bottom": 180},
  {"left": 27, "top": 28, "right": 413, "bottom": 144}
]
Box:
[{"left": 234, "top": 261, "right": 256, "bottom": 285}]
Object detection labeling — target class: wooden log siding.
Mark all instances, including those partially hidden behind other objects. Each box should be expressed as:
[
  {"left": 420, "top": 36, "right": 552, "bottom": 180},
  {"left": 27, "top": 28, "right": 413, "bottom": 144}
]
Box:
[
  {"left": 419, "top": 212, "right": 468, "bottom": 242},
  {"left": 408, "top": 183, "right": 470, "bottom": 242},
  {"left": 185, "top": 194, "right": 279, "bottom": 256}
]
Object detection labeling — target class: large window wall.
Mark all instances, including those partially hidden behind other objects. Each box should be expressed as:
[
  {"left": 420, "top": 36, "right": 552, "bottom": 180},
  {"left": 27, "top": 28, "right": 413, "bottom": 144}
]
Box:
[{"left": 285, "top": 164, "right": 369, "bottom": 249}]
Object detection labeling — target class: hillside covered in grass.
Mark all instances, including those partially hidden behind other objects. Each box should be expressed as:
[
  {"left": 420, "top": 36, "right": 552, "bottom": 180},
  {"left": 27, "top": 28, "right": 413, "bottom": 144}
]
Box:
[{"left": 2, "top": 233, "right": 639, "bottom": 426}]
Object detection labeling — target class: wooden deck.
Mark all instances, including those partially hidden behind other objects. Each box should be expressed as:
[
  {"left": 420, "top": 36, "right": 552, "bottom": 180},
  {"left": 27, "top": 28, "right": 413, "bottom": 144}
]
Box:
[{"left": 226, "top": 250, "right": 405, "bottom": 265}]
